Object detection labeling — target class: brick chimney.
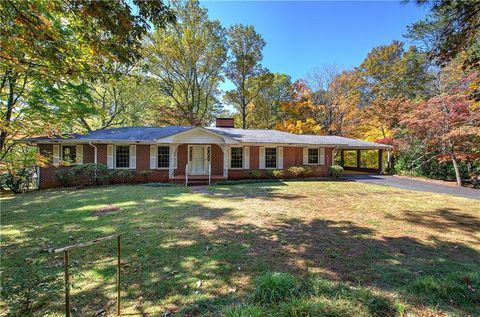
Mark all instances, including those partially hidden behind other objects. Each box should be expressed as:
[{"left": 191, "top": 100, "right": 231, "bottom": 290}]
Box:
[{"left": 215, "top": 118, "right": 235, "bottom": 128}]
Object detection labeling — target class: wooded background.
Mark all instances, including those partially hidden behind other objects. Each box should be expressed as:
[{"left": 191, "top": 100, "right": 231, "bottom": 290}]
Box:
[{"left": 1, "top": 0, "right": 479, "bottom": 188}]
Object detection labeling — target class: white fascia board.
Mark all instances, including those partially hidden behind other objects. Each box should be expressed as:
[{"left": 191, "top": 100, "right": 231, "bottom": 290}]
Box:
[
  {"left": 154, "top": 127, "right": 240, "bottom": 144},
  {"left": 236, "top": 142, "right": 339, "bottom": 147}
]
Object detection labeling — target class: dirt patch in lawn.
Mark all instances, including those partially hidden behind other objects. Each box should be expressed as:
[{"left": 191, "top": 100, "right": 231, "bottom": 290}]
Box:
[{"left": 91, "top": 204, "right": 121, "bottom": 216}]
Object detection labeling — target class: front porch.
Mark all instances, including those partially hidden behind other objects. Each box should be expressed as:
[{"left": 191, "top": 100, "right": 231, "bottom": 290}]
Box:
[{"left": 168, "top": 143, "right": 228, "bottom": 185}]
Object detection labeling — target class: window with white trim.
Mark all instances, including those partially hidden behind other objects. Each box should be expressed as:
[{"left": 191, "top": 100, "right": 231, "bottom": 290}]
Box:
[
  {"left": 230, "top": 147, "right": 243, "bottom": 168},
  {"left": 308, "top": 148, "right": 319, "bottom": 164},
  {"left": 62, "top": 145, "right": 77, "bottom": 164},
  {"left": 115, "top": 145, "right": 130, "bottom": 168},
  {"left": 158, "top": 146, "right": 170, "bottom": 168},
  {"left": 265, "top": 148, "right": 277, "bottom": 168}
]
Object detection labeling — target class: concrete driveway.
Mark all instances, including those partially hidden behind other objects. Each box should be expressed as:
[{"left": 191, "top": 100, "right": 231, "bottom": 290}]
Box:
[{"left": 344, "top": 174, "right": 480, "bottom": 200}]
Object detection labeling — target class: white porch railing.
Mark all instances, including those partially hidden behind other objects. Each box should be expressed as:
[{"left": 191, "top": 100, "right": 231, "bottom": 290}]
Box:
[{"left": 185, "top": 163, "right": 189, "bottom": 187}]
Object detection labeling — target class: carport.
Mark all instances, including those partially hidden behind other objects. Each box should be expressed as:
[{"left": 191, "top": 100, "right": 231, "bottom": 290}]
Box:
[{"left": 333, "top": 140, "right": 393, "bottom": 174}]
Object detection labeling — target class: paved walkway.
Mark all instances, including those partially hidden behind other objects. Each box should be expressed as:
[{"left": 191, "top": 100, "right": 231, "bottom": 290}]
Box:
[{"left": 344, "top": 174, "right": 479, "bottom": 200}]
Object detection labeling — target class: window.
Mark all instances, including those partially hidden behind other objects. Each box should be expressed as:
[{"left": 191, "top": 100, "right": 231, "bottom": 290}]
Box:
[
  {"left": 308, "top": 148, "right": 319, "bottom": 164},
  {"left": 115, "top": 145, "right": 130, "bottom": 168},
  {"left": 230, "top": 147, "right": 243, "bottom": 168},
  {"left": 62, "top": 145, "right": 76, "bottom": 163},
  {"left": 265, "top": 148, "right": 277, "bottom": 168},
  {"left": 158, "top": 146, "right": 170, "bottom": 168}
]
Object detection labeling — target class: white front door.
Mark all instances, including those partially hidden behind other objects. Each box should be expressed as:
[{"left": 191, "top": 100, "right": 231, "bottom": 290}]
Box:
[{"left": 191, "top": 145, "right": 206, "bottom": 174}]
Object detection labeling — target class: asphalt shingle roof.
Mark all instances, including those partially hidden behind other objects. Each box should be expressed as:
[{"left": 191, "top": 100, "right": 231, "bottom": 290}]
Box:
[{"left": 20, "top": 126, "right": 392, "bottom": 149}]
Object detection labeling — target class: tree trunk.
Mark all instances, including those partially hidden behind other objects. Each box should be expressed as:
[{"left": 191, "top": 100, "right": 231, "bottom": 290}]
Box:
[
  {"left": 0, "top": 73, "right": 16, "bottom": 153},
  {"left": 451, "top": 157, "right": 462, "bottom": 186}
]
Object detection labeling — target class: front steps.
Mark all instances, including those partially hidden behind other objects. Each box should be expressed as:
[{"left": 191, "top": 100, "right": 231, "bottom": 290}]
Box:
[{"left": 170, "top": 175, "right": 225, "bottom": 186}]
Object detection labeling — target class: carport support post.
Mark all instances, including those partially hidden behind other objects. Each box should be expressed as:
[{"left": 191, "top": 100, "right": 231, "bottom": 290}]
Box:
[
  {"left": 340, "top": 150, "right": 344, "bottom": 167},
  {"left": 378, "top": 150, "right": 383, "bottom": 173},
  {"left": 356, "top": 150, "right": 361, "bottom": 168}
]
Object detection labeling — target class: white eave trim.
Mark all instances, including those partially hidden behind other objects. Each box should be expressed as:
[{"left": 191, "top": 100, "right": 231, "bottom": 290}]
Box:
[{"left": 154, "top": 127, "right": 240, "bottom": 144}]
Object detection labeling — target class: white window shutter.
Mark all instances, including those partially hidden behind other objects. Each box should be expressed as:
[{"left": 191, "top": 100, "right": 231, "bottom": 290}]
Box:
[
  {"left": 320, "top": 147, "right": 325, "bottom": 165},
  {"left": 243, "top": 146, "right": 250, "bottom": 169},
  {"left": 303, "top": 148, "right": 308, "bottom": 165},
  {"left": 52, "top": 145, "right": 60, "bottom": 166},
  {"left": 259, "top": 147, "right": 265, "bottom": 169},
  {"left": 228, "top": 147, "right": 232, "bottom": 168},
  {"left": 76, "top": 145, "right": 83, "bottom": 164},
  {"left": 173, "top": 147, "right": 178, "bottom": 169},
  {"left": 150, "top": 145, "right": 157, "bottom": 169},
  {"left": 107, "top": 145, "right": 114, "bottom": 169},
  {"left": 129, "top": 145, "right": 136, "bottom": 169},
  {"left": 277, "top": 147, "right": 284, "bottom": 169}
]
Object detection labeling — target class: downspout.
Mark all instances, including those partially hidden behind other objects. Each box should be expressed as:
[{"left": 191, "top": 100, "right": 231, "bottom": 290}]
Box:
[
  {"left": 89, "top": 142, "right": 98, "bottom": 179},
  {"left": 89, "top": 142, "right": 98, "bottom": 164}
]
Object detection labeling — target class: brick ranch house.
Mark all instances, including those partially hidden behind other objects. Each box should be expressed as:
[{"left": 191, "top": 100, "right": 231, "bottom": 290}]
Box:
[{"left": 20, "top": 118, "right": 392, "bottom": 189}]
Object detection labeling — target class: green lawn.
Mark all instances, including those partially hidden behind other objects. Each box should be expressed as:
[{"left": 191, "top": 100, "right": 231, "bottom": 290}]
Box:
[{"left": 1, "top": 181, "right": 479, "bottom": 316}]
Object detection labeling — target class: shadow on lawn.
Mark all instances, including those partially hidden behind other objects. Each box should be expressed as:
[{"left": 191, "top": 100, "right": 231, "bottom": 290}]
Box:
[
  {"left": 387, "top": 208, "right": 480, "bottom": 240},
  {"left": 2, "top": 187, "right": 479, "bottom": 316},
  {"left": 181, "top": 216, "right": 480, "bottom": 315},
  {"left": 205, "top": 181, "right": 307, "bottom": 200}
]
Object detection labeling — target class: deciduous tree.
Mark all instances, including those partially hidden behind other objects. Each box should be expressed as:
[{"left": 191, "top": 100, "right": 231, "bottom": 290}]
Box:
[
  {"left": 247, "top": 73, "right": 292, "bottom": 129},
  {"left": 144, "top": 0, "right": 227, "bottom": 126},
  {"left": 401, "top": 93, "right": 480, "bottom": 186},
  {"left": 225, "top": 24, "right": 271, "bottom": 129}
]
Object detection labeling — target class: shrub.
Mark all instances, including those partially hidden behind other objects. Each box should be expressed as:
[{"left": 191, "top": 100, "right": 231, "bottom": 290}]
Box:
[
  {"left": 0, "top": 168, "right": 36, "bottom": 193},
  {"left": 253, "top": 272, "right": 300, "bottom": 304},
  {"left": 138, "top": 169, "right": 152, "bottom": 180},
  {"left": 249, "top": 170, "right": 261, "bottom": 178},
  {"left": 55, "top": 163, "right": 110, "bottom": 187},
  {"left": 54, "top": 168, "right": 75, "bottom": 187},
  {"left": 73, "top": 163, "right": 110, "bottom": 186},
  {"left": 224, "top": 304, "right": 263, "bottom": 317},
  {"left": 470, "top": 173, "right": 480, "bottom": 189},
  {"left": 264, "top": 170, "right": 274, "bottom": 178},
  {"left": 284, "top": 166, "right": 313, "bottom": 178},
  {"left": 284, "top": 166, "right": 304, "bottom": 178},
  {"left": 109, "top": 169, "right": 135, "bottom": 184},
  {"left": 329, "top": 165, "right": 344, "bottom": 179},
  {"left": 271, "top": 169, "right": 284, "bottom": 179}
]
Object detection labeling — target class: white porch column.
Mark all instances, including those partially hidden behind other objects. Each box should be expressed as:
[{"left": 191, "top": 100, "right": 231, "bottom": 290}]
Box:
[
  {"left": 169, "top": 143, "right": 179, "bottom": 179},
  {"left": 220, "top": 145, "right": 229, "bottom": 179}
]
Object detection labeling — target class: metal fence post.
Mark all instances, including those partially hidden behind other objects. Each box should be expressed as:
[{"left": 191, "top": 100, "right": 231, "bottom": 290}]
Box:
[
  {"left": 117, "top": 235, "right": 121, "bottom": 316},
  {"left": 64, "top": 250, "right": 70, "bottom": 317}
]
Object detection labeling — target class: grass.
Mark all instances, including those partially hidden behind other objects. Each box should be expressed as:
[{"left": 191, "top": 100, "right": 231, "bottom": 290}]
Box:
[{"left": 1, "top": 181, "right": 479, "bottom": 316}]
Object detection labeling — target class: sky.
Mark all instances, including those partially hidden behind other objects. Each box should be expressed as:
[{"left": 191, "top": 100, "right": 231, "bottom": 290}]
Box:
[{"left": 201, "top": 1, "right": 430, "bottom": 91}]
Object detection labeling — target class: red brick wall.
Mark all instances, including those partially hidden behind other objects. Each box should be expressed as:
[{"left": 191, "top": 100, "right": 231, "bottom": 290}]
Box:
[
  {"left": 175, "top": 144, "right": 188, "bottom": 176},
  {"left": 37, "top": 143, "right": 335, "bottom": 189},
  {"left": 134, "top": 145, "right": 169, "bottom": 182},
  {"left": 228, "top": 146, "right": 334, "bottom": 179},
  {"left": 97, "top": 144, "right": 107, "bottom": 164},
  {"left": 215, "top": 118, "right": 234, "bottom": 128},
  {"left": 250, "top": 146, "right": 259, "bottom": 169},
  {"left": 211, "top": 144, "right": 224, "bottom": 175},
  {"left": 38, "top": 144, "right": 57, "bottom": 189}
]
